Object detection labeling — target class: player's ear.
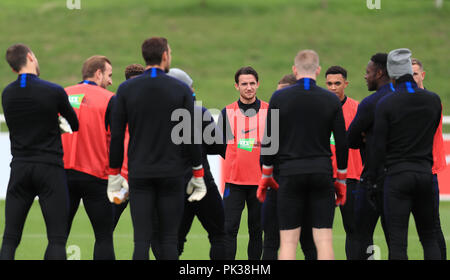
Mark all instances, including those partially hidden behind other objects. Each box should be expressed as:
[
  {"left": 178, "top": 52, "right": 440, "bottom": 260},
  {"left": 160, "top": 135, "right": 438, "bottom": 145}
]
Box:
[
  {"left": 234, "top": 83, "right": 239, "bottom": 91},
  {"left": 316, "top": 66, "right": 321, "bottom": 77},
  {"left": 292, "top": 65, "right": 298, "bottom": 77}
]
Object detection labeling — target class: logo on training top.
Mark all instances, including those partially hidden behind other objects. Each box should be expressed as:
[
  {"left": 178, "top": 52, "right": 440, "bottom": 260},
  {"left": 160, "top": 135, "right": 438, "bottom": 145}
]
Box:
[
  {"left": 238, "top": 138, "right": 256, "bottom": 152},
  {"left": 330, "top": 132, "right": 335, "bottom": 145},
  {"left": 241, "top": 128, "right": 257, "bottom": 135},
  {"left": 69, "top": 94, "right": 85, "bottom": 109}
]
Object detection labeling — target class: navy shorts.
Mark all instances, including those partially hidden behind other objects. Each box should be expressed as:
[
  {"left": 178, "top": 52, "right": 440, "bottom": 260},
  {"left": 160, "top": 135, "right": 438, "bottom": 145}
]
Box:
[{"left": 277, "top": 173, "right": 335, "bottom": 230}]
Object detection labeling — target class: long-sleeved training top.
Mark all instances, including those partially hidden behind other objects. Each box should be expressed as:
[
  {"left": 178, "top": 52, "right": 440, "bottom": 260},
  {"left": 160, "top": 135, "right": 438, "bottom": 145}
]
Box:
[
  {"left": 369, "top": 75, "right": 441, "bottom": 181},
  {"left": 261, "top": 78, "right": 348, "bottom": 176},
  {"left": 109, "top": 67, "right": 202, "bottom": 179},
  {"left": 2, "top": 73, "right": 79, "bottom": 167}
]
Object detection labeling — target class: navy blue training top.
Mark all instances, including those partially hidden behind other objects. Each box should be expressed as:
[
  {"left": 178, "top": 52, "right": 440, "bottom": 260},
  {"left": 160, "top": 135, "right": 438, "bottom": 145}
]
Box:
[{"left": 2, "top": 73, "right": 79, "bottom": 167}]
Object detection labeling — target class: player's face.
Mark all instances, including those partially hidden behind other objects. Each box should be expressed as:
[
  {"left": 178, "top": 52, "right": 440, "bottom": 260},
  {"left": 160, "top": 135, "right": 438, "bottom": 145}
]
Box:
[
  {"left": 412, "top": 64, "right": 425, "bottom": 89},
  {"left": 326, "top": 74, "right": 348, "bottom": 100},
  {"left": 365, "top": 61, "right": 378, "bottom": 92},
  {"left": 235, "top": 74, "right": 259, "bottom": 104},
  {"left": 99, "top": 63, "right": 112, "bottom": 89}
]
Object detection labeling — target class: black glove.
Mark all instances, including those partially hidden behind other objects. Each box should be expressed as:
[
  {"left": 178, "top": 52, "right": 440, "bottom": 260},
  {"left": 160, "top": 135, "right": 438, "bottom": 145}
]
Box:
[{"left": 366, "top": 181, "right": 379, "bottom": 212}]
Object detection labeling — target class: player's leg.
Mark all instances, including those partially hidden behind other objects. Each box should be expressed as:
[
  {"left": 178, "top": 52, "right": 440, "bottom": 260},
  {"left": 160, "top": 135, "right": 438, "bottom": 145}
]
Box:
[
  {"left": 339, "top": 179, "right": 358, "bottom": 259},
  {"left": 195, "top": 180, "right": 226, "bottom": 260},
  {"left": 246, "top": 186, "right": 263, "bottom": 260},
  {"left": 35, "top": 163, "right": 70, "bottom": 260},
  {"left": 0, "top": 162, "right": 35, "bottom": 260},
  {"left": 309, "top": 173, "right": 335, "bottom": 260},
  {"left": 223, "top": 183, "right": 246, "bottom": 260},
  {"left": 178, "top": 196, "right": 195, "bottom": 258},
  {"left": 413, "top": 173, "right": 440, "bottom": 260},
  {"left": 261, "top": 188, "right": 280, "bottom": 260},
  {"left": 277, "top": 174, "right": 305, "bottom": 260},
  {"left": 432, "top": 174, "right": 446, "bottom": 259},
  {"left": 299, "top": 200, "right": 317, "bottom": 260},
  {"left": 129, "top": 178, "right": 156, "bottom": 260},
  {"left": 383, "top": 173, "right": 412, "bottom": 260},
  {"left": 65, "top": 175, "right": 81, "bottom": 237},
  {"left": 156, "top": 176, "right": 185, "bottom": 260},
  {"left": 82, "top": 178, "right": 115, "bottom": 260}
]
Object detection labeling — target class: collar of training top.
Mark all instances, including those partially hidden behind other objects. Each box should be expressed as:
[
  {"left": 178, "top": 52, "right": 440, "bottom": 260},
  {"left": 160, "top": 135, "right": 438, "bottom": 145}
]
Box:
[
  {"left": 296, "top": 77, "right": 316, "bottom": 90},
  {"left": 79, "top": 80, "right": 97, "bottom": 86},
  {"left": 17, "top": 73, "right": 38, "bottom": 88},
  {"left": 144, "top": 67, "right": 166, "bottom": 78},
  {"left": 394, "top": 74, "right": 418, "bottom": 93}
]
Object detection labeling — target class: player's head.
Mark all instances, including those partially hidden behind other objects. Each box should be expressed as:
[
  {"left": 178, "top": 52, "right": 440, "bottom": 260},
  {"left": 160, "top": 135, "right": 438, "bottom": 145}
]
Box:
[
  {"left": 411, "top": 58, "right": 425, "bottom": 89},
  {"left": 277, "top": 74, "right": 297, "bottom": 90},
  {"left": 234, "top": 66, "right": 259, "bottom": 104},
  {"left": 387, "top": 48, "right": 413, "bottom": 81},
  {"left": 167, "top": 68, "right": 195, "bottom": 100},
  {"left": 82, "top": 55, "right": 112, "bottom": 89},
  {"left": 6, "top": 43, "right": 40, "bottom": 76},
  {"left": 365, "top": 52, "right": 388, "bottom": 91},
  {"left": 293, "top": 49, "right": 321, "bottom": 79},
  {"left": 325, "top": 66, "right": 349, "bottom": 101},
  {"left": 124, "top": 64, "right": 145, "bottom": 80},
  {"left": 141, "top": 37, "right": 171, "bottom": 73}
]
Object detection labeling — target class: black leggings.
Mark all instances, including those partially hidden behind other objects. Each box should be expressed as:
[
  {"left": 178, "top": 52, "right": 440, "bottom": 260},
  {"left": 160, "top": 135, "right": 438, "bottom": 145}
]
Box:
[
  {"left": 178, "top": 180, "right": 225, "bottom": 260},
  {"left": 0, "top": 162, "right": 69, "bottom": 260},
  {"left": 223, "top": 183, "right": 262, "bottom": 260},
  {"left": 129, "top": 176, "right": 185, "bottom": 260},
  {"left": 66, "top": 171, "right": 115, "bottom": 260},
  {"left": 384, "top": 172, "right": 440, "bottom": 260}
]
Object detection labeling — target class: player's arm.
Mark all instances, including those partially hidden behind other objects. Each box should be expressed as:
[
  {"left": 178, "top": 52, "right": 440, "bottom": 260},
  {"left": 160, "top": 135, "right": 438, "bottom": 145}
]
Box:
[
  {"left": 216, "top": 108, "right": 233, "bottom": 158},
  {"left": 202, "top": 107, "right": 224, "bottom": 155},
  {"left": 347, "top": 99, "right": 372, "bottom": 149},
  {"left": 109, "top": 85, "right": 127, "bottom": 172},
  {"left": 332, "top": 104, "right": 348, "bottom": 206},
  {"left": 369, "top": 101, "right": 389, "bottom": 183},
  {"left": 258, "top": 94, "right": 279, "bottom": 203},
  {"left": 58, "top": 87, "right": 79, "bottom": 132}
]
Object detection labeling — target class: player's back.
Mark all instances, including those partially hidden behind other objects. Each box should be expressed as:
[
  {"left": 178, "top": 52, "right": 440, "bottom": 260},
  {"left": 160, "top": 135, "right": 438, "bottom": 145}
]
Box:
[
  {"left": 112, "top": 68, "right": 196, "bottom": 178},
  {"left": 268, "top": 78, "right": 346, "bottom": 175},
  {"left": 2, "top": 74, "right": 72, "bottom": 165}
]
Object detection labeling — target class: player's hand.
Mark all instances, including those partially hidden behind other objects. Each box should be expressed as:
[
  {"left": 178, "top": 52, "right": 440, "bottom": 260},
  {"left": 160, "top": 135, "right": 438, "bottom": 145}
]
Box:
[
  {"left": 58, "top": 115, "right": 73, "bottom": 134},
  {"left": 187, "top": 165, "right": 207, "bottom": 202},
  {"left": 257, "top": 165, "right": 279, "bottom": 203},
  {"left": 366, "top": 180, "right": 379, "bottom": 212},
  {"left": 107, "top": 173, "right": 126, "bottom": 203},
  {"left": 334, "top": 169, "right": 347, "bottom": 206}
]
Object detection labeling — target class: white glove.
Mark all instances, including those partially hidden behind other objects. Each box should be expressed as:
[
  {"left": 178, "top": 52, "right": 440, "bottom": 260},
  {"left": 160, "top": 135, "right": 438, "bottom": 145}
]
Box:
[
  {"left": 107, "top": 174, "right": 126, "bottom": 203},
  {"left": 186, "top": 176, "right": 207, "bottom": 202},
  {"left": 58, "top": 115, "right": 73, "bottom": 134}
]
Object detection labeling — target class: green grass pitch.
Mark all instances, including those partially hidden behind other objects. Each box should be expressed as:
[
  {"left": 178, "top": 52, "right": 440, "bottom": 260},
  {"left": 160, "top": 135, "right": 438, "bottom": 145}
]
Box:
[{"left": 0, "top": 199, "right": 449, "bottom": 260}]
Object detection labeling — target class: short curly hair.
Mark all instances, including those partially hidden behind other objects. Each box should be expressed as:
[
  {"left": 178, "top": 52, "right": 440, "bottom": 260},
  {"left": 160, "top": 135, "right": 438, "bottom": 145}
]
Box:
[{"left": 124, "top": 64, "right": 145, "bottom": 80}]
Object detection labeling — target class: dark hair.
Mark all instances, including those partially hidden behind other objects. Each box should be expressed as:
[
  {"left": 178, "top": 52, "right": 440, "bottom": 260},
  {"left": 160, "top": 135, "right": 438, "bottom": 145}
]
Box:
[
  {"left": 278, "top": 74, "right": 296, "bottom": 85},
  {"left": 141, "top": 37, "right": 168, "bottom": 66},
  {"left": 82, "top": 55, "right": 111, "bottom": 80},
  {"left": 234, "top": 66, "right": 259, "bottom": 84},
  {"left": 325, "top": 65, "right": 347, "bottom": 79},
  {"left": 370, "top": 53, "right": 388, "bottom": 76},
  {"left": 125, "top": 63, "right": 145, "bottom": 80},
  {"left": 6, "top": 43, "right": 32, "bottom": 72}
]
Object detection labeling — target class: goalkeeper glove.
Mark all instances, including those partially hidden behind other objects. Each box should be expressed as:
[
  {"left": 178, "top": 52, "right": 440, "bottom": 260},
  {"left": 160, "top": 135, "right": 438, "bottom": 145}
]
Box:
[
  {"left": 334, "top": 169, "right": 347, "bottom": 206},
  {"left": 107, "top": 171, "right": 127, "bottom": 203},
  {"left": 58, "top": 115, "right": 73, "bottom": 134},
  {"left": 112, "top": 177, "right": 129, "bottom": 205},
  {"left": 256, "top": 165, "right": 279, "bottom": 203},
  {"left": 186, "top": 165, "right": 207, "bottom": 202}
]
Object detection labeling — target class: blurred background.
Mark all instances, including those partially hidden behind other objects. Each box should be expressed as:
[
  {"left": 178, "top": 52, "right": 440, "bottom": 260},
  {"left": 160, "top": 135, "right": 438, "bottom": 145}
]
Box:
[{"left": 0, "top": 0, "right": 449, "bottom": 113}]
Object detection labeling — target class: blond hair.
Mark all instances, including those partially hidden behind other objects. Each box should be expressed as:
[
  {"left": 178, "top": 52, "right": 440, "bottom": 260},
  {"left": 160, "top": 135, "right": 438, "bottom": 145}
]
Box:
[{"left": 294, "top": 49, "right": 319, "bottom": 74}]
